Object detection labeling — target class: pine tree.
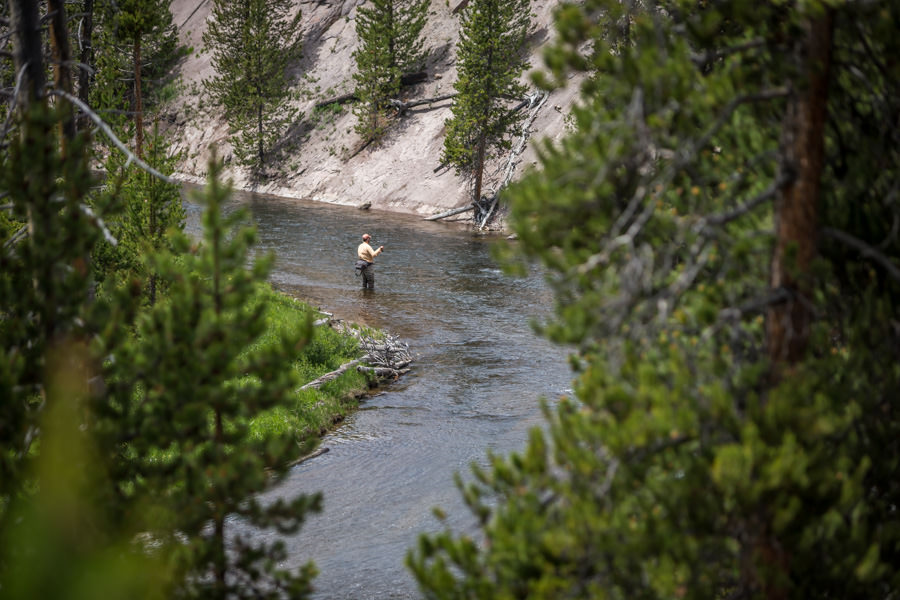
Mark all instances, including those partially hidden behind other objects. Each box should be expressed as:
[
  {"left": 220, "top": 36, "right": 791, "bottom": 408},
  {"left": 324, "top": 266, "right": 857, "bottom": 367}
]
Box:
[
  {"left": 203, "top": 0, "right": 303, "bottom": 174},
  {"left": 4, "top": 5, "right": 319, "bottom": 596},
  {"left": 442, "top": 0, "right": 531, "bottom": 207},
  {"left": 95, "top": 123, "right": 186, "bottom": 304},
  {"left": 101, "top": 0, "right": 176, "bottom": 157},
  {"left": 409, "top": 0, "right": 900, "bottom": 598},
  {"left": 1, "top": 0, "right": 98, "bottom": 534},
  {"left": 352, "top": 0, "right": 428, "bottom": 142},
  {"left": 101, "top": 157, "right": 320, "bottom": 599}
]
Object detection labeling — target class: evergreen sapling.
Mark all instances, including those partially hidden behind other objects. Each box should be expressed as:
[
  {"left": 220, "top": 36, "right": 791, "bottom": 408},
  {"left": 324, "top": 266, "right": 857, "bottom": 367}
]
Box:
[{"left": 352, "top": 0, "right": 428, "bottom": 142}]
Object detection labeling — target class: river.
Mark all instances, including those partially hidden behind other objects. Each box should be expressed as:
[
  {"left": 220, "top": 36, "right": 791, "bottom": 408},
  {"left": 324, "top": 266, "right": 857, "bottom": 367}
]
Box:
[{"left": 185, "top": 187, "right": 573, "bottom": 599}]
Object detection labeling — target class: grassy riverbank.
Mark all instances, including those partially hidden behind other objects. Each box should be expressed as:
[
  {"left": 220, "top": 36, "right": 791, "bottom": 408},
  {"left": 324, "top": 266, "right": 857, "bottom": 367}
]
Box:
[{"left": 247, "top": 285, "right": 371, "bottom": 446}]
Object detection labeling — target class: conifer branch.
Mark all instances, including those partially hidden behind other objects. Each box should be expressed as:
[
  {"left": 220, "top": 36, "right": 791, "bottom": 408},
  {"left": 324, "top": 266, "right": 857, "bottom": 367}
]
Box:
[
  {"left": 690, "top": 38, "right": 767, "bottom": 67},
  {"left": 684, "top": 88, "right": 789, "bottom": 168},
  {"left": 702, "top": 178, "right": 782, "bottom": 228},
  {"left": 79, "top": 203, "right": 118, "bottom": 246},
  {"left": 716, "top": 288, "right": 792, "bottom": 324},
  {"left": 822, "top": 227, "right": 900, "bottom": 283},
  {"left": 3, "top": 225, "right": 28, "bottom": 250},
  {"left": 1, "top": 61, "right": 30, "bottom": 139},
  {"left": 47, "top": 89, "right": 176, "bottom": 184}
]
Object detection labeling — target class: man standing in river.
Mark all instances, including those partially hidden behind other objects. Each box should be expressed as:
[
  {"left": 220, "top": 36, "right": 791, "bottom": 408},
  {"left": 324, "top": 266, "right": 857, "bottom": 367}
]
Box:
[{"left": 356, "top": 233, "right": 384, "bottom": 290}]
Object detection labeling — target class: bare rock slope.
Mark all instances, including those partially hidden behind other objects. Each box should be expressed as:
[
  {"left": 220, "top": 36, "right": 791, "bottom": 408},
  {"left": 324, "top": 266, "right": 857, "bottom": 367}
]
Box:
[{"left": 167, "top": 0, "right": 577, "bottom": 221}]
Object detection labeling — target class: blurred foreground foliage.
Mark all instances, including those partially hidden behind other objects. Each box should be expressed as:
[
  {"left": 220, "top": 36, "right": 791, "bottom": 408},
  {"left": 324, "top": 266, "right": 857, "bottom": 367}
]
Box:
[{"left": 409, "top": 0, "right": 900, "bottom": 598}]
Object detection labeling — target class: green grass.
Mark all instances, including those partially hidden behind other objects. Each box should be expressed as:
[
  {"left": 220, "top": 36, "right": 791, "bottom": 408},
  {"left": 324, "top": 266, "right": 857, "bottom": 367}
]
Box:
[
  {"left": 137, "top": 284, "right": 374, "bottom": 466},
  {"left": 246, "top": 284, "right": 372, "bottom": 448}
]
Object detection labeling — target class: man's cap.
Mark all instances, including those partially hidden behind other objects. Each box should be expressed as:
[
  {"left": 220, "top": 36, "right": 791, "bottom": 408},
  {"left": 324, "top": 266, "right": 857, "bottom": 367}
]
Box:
[{"left": 362, "top": 233, "right": 370, "bottom": 241}]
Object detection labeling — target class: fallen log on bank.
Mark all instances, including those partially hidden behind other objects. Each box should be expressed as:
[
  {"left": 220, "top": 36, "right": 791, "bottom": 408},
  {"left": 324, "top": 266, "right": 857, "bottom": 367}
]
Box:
[
  {"left": 299, "top": 359, "right": 361, "bottom": 391},
  {"left": 357, "top": 366, "right": 411, "bottom": 378},
  {"left": 298, "top": 329, "right": 413, "bottom": 391},
  {"left": 314, "top": 72, "right": 431, "bottom": 110},
  {"left": 287, "top": 446, "right": 330, "bottom": 467},
  {"left": 358, "top": 334, "right": 413, "bottom": 383},
  {"left": 425, "top": 203, "right": 475, "bottom": 221},
  {"left": 388, "top": 93, "right": 457, "bottom": 115},
  {"left": 313, "top": 91, "right": 357, "bottom": 110}
]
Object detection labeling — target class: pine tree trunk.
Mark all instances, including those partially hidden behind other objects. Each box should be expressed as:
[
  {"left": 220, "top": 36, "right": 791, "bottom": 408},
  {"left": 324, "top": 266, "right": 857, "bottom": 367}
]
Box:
[
  {"left": 77, "top": 0, "right": 94, "bottom": 133},
  {"left": 48, "top": 0, "right": 76, "bottom": 152},
  {"left": 472, "top": 8, "right": 495, "bottom": 208},
  {"left": 10, "top": 0, "right": 53, "bottom": 338},
  {"left": 388, "top": 1, "right": 396, "bottom": 90},
  {"left": 9, "top": 0, "right": 45, "bottom": 109},
  {"left": 134, "top": 36, "right": 144, "bottom": 158},
  {"left": 149, "top": 170, "right": 157, "bottom": 306},
  {"left": 258, "top": 94, "right": 264, "bottom": 168},
  {"left": 473, "top": 135, "right": 486, "bottom": 204},
  {"left": 757, "top": 12, "right": 834, "bottom": 600},
  {"left": 766, "top": 13, "right": 834, "bottom": 371}
]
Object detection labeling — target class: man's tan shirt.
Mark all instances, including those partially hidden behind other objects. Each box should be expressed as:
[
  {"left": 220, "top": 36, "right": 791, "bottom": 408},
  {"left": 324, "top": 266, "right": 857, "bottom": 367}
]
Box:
[{"left": 357, "top": 241, "right": 381, "bottom": 263}]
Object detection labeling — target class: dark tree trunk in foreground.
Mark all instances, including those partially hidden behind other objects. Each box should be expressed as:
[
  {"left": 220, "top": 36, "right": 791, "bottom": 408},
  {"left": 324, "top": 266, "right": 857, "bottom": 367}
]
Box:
[
  {"left": 134, "top": 37, "right": 144, "bottom": 157},
  {"left": 48, "top": 0, "right": 77, "bottom": 150},
  {"left": 759, "top": 12, "right": 834, "bottom": 600},
  {"left": 77, "top": 0, "right": 95, "bottom": 132},
  {"left": 767, "top": 12, "right": 834, "bottom": 371},
  {"left": 10, "top": 0, "right": 45, "bottom": 109}
]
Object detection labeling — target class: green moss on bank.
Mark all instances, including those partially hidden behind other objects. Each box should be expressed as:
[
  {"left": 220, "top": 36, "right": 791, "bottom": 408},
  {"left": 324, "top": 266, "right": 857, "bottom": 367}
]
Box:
[{"left": 246, "top": 285, "right": 371, "bottom": 445}]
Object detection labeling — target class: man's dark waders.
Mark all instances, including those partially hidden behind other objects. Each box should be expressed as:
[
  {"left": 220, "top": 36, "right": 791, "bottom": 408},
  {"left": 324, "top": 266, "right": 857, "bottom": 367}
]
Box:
[{"left": 356, "top": 259, "right": 374, "bottom": 289}]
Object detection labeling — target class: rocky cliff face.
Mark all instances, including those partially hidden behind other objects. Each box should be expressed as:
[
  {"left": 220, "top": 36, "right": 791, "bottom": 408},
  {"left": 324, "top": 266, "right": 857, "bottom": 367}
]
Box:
[{"left": 166, "top": 0, "right": 578, "bottom": 222}]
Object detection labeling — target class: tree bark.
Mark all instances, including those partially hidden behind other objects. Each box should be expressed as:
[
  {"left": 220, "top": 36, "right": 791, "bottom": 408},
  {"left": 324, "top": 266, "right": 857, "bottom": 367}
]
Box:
[
  {"left": 766, "top": 13, "right": 834, "bottom": 371},
  {"left": 424, "top": 203, "right": 475, "bottom": 221},
  {"left": 473, "top": 135, "right": 486, "bottom": 204},
  {"left": 133, "top": 36, "right": 144, "bottom": 158},
  {"left": 313, "top": 73, "right": 431, "bottom": 110},
  {"left": 315, "top": 91, "right": 358, "bottom": 109},
  {"left": 257, "top": 85, "right": 264, "bottom": 167},
  {"left": 300, "top": 359, "right": 361, "bottom": 391},
  {"left": 757, "top": 12, "right": 834, "bottom": 600},
  {"left": 9, "top": 0, "right": 45, "bottom": 110},
  {"left": 77, "top": 0, "right": 94, "bottom": 132},
  {"left": 48, "top": 0, "right": 76, "bottom": 151},
  {"left": 452, "top": 0, "right": 470, "bottom": 15},
  {"left": 387, "top": 93, "right": 456, "bottom": 114}
]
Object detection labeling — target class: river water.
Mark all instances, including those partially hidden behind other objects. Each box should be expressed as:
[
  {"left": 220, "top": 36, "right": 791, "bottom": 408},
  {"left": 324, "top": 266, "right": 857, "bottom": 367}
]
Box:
[{"left": 185, "top": 187, "right": 573, "bottom": 599}]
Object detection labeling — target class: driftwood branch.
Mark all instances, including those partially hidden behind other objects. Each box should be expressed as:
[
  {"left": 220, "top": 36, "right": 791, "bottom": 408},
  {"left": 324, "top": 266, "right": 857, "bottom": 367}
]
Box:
[
  {"left": 299, "top": 359, "right": 361, "bottom": 391},
  {"left": 388, "top": 92, "right": 457, "bottom": 114},
  {"left": 298, "top": 330, "right": 413, "bottom": 391},
  {"left": 287, "top": 446, "right": 330, "bottom": 467},
  {"left": 358, "top": 334, "right": 412, "bottom": 370},
  {"left": 357, "top": 366, "right": 411, "bottom": 378},
  {"left": 425, "top": 203, "right": 475, "bottom": 221},
  {"left": 346, "top": 137, "right": 374, "bottom": 160},
  {"left": 314, "top": 72, "right": 431, "bottom": 110},
  {"left": 314, "top": 91, "right": 357, "bottom": 110},
  {"left": 480, "top": 91, "right": 549, "bottom": 229},
  {"left": 179, "top": 0, "right": 211, "bottom": 30},
  {"left": 452, "top": 0, "right": 470, "bottom": 14},
  {"left": 431, "top": 93, "right": 542, "bottom": 186}
]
